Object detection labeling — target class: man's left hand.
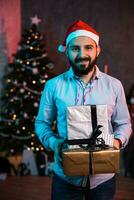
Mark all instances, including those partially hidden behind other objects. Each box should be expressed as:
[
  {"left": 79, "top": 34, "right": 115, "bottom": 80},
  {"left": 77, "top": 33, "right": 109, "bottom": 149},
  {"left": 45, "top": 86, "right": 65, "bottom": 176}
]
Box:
[{"left": 113, "top": 139, "right": 122, "bottom": 149}]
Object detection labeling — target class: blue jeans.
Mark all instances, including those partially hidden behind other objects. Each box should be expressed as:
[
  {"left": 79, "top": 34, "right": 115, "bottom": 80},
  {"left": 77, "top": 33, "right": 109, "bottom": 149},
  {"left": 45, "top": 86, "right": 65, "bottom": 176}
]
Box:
[{"left": 51, "top": 173, "right": 116, "bottom": 200}]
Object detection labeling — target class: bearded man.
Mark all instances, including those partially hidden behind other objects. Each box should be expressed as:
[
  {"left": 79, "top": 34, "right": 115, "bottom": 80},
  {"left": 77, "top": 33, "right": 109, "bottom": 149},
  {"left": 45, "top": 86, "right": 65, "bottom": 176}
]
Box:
[{"left": 35, "top": 20, "right": 131, "bottom": 200}]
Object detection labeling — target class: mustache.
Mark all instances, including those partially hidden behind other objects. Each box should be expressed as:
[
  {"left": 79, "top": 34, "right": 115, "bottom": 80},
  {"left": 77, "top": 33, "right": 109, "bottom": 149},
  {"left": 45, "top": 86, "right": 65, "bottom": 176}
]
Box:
[{"left": 75, "top": 57, "right": 91, "bottom": 63}]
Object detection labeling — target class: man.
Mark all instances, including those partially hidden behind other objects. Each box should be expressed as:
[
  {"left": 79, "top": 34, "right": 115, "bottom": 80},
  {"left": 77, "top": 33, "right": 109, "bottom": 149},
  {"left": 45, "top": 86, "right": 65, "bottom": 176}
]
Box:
[{"left": 35, "top": 20, "right": 131, "bottom": 200}]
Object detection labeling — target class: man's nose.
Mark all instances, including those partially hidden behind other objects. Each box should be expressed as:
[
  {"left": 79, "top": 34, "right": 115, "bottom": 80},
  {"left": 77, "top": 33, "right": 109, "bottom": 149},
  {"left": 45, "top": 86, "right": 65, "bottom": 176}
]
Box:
[{"left": 78, "top": 48, "right": 86, "bottom": 57}]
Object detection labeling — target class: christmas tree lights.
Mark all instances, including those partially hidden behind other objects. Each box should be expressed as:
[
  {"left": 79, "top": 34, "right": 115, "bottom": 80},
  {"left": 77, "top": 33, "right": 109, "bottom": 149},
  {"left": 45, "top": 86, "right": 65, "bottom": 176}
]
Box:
[{"left": 0, "top": 16, "right": 55, "bottom": 154}]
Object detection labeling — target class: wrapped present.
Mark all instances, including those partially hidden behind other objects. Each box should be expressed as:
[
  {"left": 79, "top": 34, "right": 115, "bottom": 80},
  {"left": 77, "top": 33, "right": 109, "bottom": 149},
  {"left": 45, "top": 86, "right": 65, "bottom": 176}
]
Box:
[
  {"left": 67, "top": 105, "right": 114, "bottom": 147},
  {"left": 62, "top": 147, "right": 120, "bottom": 176}
]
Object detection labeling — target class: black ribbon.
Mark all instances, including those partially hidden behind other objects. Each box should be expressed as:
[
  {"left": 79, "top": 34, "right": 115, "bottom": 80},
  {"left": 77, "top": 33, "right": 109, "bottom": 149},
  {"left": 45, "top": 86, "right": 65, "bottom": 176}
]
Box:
[
  {"left": 91, "top": 105, "right": 97, "bottom": 133},
  {"left": 66, "top": 124, "right": 107, "bottom": 150}
]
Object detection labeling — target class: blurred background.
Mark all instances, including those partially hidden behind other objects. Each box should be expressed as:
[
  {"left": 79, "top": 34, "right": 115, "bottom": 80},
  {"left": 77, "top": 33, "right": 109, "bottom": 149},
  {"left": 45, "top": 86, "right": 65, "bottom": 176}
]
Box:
[{"left": 0, "top": 0, "right": 134, "bottom": 199}]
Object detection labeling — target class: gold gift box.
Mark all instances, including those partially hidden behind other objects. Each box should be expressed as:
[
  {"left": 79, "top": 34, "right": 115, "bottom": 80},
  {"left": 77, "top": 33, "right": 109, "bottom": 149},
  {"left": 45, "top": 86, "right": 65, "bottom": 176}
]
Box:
[{"left": 62, "top": 147, "right": 120, "bottom": 176}]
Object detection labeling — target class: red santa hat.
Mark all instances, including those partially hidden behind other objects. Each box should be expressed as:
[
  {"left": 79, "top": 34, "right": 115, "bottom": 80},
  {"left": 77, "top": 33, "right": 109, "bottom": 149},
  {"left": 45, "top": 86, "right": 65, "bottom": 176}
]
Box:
[{"left": 58, "top": 20, "right": 100, "bottom": 52}]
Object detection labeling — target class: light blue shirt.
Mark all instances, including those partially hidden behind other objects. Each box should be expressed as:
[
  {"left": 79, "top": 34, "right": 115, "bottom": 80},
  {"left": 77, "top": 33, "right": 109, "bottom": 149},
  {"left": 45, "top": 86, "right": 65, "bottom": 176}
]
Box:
[{"left": 35, "top": 66, "right": 131, "bottom": 189}]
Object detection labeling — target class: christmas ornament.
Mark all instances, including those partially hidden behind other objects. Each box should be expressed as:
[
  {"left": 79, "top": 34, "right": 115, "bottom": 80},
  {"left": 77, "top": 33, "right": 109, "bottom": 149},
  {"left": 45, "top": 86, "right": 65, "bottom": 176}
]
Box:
[
  {"left": 24, "top": 113, "right": 28, "bottom": 119},
  {"left": 32, "top": 68, "right": 38, "bottom": 74},
  {"left": 20, "top": 88, "right": 25, "bottom": 93}
]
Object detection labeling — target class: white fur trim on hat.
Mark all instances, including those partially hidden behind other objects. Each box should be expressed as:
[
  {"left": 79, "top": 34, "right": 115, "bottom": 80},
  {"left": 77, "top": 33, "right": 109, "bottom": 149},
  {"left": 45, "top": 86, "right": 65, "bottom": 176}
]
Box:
[{"left": 66, "top": 30, "right": 99, "bottom": 46}]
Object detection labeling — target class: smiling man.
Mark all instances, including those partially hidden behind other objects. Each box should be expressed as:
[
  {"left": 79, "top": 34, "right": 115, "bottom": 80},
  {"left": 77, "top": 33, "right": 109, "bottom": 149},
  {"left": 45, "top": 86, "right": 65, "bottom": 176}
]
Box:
[
  {"left": 66, "top": 35, "right": 100, "bottom": 83},
  {"left": 35, "top": 20, "right": 131, "bottom": 200}
]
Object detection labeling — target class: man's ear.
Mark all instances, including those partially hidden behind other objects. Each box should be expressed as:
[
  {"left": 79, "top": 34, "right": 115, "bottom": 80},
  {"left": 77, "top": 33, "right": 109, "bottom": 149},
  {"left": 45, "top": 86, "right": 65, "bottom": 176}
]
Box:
[{"left": 97, "top": 45, "right": 101, "bottom": 57}]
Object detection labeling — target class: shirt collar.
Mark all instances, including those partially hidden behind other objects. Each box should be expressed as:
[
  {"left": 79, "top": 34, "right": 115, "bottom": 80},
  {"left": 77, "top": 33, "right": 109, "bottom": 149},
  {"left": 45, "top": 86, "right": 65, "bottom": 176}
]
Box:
[
  {"left": 64, "top": 67, "right": 74, "bottom": 80},
  {"left": 95, "top": 65, "right": 102, "bottom": 79},
  {"left": 64, "top": 65, "right": 102, "bottom": 80}
]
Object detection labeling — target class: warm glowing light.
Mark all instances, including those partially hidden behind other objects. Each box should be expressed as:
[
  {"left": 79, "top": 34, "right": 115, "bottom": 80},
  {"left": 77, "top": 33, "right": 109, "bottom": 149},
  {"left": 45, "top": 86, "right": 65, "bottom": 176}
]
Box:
[
  {"left": 30, "top": 46, "right": 33, "bottom": 50},
  {"left": 31, "top": 133, "right": 35, "bottom": 137},
  {"left": 22, "top": 126, "right": 26, "bottom": 130},
  {"left": 32, "top": 80, "right": 36, "bottom": 84},
  {"left": 7, "top": 79, "right": 11, "bottom": 83},
  {"left": 31, "top": 142, "right": 34, "bottom": 145},
  {"left": 13, "top": 114, "right": 17, "bottom": 120},
  {"left": 10, "top": 149, "right": 14, "bottom": 153},
  {"left": 45, "top": 74, "right": 48, "bottom": 78},
  {"left": 10, "top": 88, "right": 14, "bottom": 92},
  {"left": 36, "top": 147, "right": 39, "bottom": 151},
  {"left": 42, "top": 80, "right": 46, "bottom": 83},
  {"left": 35, "top": 35, "right": 38, "bottom": 39},
  {"left": 26, "top": 61, "right": 30, "bottom": 65},
  {"left": 19, "top": 60, "right": 23, "bottom": 64}
]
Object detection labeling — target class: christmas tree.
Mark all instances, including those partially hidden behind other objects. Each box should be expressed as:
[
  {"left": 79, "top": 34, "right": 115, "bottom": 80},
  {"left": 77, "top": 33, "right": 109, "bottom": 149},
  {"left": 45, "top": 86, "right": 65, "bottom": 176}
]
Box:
[{"left": 0, "top": 16, "right": 55, "bottom": 154}]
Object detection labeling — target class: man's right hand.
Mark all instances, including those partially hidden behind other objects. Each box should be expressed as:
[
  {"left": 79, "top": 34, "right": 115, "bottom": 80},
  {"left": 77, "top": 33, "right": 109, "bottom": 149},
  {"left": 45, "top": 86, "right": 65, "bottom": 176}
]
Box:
[{"left": 53, "top": 138, "right": 65, "bottom": 163}]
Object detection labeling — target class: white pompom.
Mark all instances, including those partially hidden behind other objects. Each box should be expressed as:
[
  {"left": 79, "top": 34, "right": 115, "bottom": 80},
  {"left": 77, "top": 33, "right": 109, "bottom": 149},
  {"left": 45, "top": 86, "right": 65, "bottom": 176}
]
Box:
[{"left": 58, "top": 45, "right": 66, "bottom": 52}]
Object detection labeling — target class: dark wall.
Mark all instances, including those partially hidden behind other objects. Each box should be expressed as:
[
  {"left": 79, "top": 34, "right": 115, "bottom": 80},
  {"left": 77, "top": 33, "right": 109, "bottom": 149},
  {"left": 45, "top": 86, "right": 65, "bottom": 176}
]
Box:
[{"left": 21, "top": 0, "right": 134, "bottom": 93}]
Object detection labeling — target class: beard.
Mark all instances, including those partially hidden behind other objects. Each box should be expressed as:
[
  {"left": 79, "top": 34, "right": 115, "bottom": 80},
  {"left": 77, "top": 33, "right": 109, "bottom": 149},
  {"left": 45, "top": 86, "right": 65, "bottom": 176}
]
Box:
[{"left": 68, "top": 56, "right": 97, "bottom": 76}]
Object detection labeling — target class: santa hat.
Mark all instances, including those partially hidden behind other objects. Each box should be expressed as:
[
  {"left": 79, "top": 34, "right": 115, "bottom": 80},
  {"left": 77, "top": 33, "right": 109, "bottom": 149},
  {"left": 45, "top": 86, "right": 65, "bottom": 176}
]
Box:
[{"left": 58, "top": 20, "right": 100, "bottom": 52}]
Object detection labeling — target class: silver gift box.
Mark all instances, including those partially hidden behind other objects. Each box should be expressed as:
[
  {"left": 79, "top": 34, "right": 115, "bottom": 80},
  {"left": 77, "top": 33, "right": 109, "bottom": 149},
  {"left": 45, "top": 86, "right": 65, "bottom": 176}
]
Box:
[{"left": 67, "top": 105, "right": 114, "bottom": 147}]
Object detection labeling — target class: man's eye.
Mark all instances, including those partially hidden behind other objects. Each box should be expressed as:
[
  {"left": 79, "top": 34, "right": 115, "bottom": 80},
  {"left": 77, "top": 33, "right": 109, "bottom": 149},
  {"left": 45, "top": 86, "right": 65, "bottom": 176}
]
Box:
[
  {"left": 71, "top": 47, "right": 79, "bottom": 51},
  {"left": 86, "top": 46, "right": 93, "bottom": 50}
]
